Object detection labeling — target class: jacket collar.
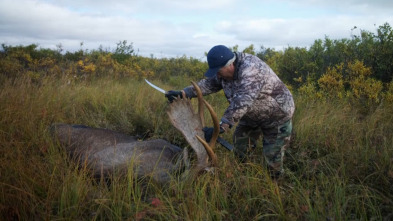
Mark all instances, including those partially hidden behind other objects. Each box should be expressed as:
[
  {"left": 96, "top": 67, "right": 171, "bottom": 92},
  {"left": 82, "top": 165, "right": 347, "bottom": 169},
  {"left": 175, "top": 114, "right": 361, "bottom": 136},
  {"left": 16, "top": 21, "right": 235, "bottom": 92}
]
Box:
[{"left": 233, "top": 52, "right": 242, "bottom": 80}]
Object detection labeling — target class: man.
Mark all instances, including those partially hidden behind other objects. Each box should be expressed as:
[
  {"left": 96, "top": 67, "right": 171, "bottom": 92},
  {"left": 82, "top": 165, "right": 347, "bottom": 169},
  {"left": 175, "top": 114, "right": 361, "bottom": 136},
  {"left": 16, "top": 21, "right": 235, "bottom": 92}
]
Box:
[{"left": 165, "top": 45, "right": 295, "bottom": 178}]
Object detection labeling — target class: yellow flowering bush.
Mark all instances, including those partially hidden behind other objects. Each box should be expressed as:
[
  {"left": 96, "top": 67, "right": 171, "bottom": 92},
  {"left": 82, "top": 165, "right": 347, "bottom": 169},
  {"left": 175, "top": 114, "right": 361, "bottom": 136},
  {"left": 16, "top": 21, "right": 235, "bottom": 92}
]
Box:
[
  {"left": 383, "top": 81, "right": 393, "bottom": 103},
  {"left": 318, "top": 63, "right": 345, "bottom": 99},
  {"left": 347, "top": 60, "right": 383, "bottom": 103},
  {"left": 77, "top": 58, "right": 96, "bottom": 78},
  {"left": 298, "top": 76, "right": 323, "bottom": 100}
]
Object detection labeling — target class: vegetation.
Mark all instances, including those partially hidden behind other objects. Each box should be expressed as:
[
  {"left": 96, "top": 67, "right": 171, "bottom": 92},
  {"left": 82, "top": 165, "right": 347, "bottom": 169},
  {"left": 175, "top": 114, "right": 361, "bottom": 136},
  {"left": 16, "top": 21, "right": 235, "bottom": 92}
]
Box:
[{"left": 1, "top": 23, "right": 392, "bottom": 220}]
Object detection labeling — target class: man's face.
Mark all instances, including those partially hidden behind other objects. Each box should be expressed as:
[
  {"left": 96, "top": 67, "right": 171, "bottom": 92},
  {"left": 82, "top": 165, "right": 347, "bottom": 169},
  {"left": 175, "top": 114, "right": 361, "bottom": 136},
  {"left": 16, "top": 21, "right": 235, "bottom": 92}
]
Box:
[{"left": 217, "top": 63, "right": 235, "bottom": 80}]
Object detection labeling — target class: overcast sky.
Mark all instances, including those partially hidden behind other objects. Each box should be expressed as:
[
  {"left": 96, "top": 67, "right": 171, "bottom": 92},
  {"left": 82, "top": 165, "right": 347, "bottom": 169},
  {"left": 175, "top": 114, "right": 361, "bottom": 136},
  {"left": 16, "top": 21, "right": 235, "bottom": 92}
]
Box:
[{"left": 1, "top": 0, "right": 392, "bottom": 59}]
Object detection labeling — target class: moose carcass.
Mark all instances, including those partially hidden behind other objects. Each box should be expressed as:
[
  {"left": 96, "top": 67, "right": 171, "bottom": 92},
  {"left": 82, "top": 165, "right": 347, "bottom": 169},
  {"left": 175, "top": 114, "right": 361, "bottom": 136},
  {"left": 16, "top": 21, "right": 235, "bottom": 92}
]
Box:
[{"left": 51, "top": 82, "right": 219, "bottom": 183}]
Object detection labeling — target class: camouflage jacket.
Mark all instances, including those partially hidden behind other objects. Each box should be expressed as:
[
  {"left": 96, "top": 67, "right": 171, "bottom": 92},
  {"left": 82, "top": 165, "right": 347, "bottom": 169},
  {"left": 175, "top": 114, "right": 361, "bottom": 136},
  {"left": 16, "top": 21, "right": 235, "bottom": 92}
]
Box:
[{"left": 183, "top": 52, "right": 295, "bottom": 128}]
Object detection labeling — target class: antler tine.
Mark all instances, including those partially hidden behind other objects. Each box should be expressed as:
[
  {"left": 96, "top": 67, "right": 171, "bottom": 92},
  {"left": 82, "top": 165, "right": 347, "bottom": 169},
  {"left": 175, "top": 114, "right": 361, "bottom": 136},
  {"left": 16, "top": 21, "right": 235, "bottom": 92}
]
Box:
[
  {"left": 191, "top": 81, "right": 219, "bottom": 166},
  {"left": 203, "top": 99, "right": 220, "bottom": 148},
  {"left": 196, "top": 135, "right": 217, "bottom": 166},
  {"left": 191, "top": 81, "right": 205, "bottom": 127}
]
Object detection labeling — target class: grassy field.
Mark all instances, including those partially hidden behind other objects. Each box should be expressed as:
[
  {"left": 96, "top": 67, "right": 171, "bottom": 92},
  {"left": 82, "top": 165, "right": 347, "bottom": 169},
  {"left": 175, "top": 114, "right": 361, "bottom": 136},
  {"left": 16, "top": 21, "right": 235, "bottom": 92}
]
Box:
[{"left": 1, "top": 76, "right": 392, "bottom": 220}]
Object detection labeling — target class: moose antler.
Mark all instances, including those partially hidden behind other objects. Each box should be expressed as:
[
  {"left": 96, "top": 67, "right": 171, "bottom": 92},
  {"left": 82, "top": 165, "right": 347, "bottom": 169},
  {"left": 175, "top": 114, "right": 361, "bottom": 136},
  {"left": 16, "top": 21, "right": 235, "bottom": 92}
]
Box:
[
  {"left": 51, "top": 81, "right": 220, "bottom": 184},
  {"left": 167, "top": 81, "right": 219, "bottom": 170}
]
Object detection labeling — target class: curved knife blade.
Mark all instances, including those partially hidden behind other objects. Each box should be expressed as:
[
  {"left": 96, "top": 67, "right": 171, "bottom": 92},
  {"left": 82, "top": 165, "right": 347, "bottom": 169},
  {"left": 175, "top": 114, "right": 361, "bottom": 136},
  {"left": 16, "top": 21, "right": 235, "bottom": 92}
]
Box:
[{"left": 145, "top": 79, "right": 166, "bottom": 94}]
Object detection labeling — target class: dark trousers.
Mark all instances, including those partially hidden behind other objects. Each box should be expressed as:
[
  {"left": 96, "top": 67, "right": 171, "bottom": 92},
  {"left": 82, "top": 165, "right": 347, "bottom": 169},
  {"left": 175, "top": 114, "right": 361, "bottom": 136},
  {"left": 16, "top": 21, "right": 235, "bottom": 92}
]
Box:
[{"left": 233, "top": 120, "right": 292, "bottom": 172}]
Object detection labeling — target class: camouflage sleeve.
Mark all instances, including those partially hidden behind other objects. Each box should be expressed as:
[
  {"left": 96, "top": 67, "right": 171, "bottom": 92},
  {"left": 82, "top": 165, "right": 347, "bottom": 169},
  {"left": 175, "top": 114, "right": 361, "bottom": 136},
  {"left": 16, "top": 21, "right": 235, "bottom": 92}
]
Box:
[
  {"left": 222, "top": 66, "right": 262, "bottom": 126},
  {"left": 183, "top": 77, "right": 222, "bottom": 98}
]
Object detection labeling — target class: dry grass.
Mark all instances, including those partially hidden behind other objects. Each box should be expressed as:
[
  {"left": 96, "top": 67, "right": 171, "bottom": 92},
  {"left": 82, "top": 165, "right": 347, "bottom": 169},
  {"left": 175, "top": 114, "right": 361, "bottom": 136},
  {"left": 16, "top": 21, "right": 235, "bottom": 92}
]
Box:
[{"left": 0, "top": 76, "right": 392, "bottom": 220}]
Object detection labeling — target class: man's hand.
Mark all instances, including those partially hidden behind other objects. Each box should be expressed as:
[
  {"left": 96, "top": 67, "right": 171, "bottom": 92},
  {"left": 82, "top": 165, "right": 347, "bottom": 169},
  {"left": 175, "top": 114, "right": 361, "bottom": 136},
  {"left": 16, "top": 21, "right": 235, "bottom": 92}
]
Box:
[
  {"left": 203, "top": 125, "right": 226, "bottom": 142},
  {"left": 165, "top": 90, "right": 183, "bottom": 103},
  {"left": 220, "top": 123, "right": 230, "bottom": 133}
]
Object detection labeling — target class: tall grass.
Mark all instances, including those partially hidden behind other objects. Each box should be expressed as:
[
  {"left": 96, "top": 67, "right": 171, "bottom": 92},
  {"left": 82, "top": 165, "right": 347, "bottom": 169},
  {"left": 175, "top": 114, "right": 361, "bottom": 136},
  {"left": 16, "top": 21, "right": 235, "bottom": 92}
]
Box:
[{"left": 0, "top": 76, "right": 392, "bottom": 220}]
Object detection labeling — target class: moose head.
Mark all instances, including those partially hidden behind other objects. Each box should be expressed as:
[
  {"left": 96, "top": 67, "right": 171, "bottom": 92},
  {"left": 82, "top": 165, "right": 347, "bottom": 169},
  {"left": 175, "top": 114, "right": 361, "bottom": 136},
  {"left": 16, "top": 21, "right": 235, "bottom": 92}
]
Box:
[{"left": 51, "top": 82, "right": 219, "bottom": 183}]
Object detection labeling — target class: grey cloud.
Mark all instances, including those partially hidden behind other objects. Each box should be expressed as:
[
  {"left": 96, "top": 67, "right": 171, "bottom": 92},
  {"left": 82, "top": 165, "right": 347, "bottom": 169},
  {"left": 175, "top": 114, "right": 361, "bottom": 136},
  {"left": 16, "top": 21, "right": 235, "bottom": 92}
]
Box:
[
  {"left": 279, "top": 0, "right": 393, "bottom": 14},
  {"left": 215, "top": 15, "right": 393, "bottom": 49},
  {"left": 1, "top": 0, "right": 392, "bottom": 58}
]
